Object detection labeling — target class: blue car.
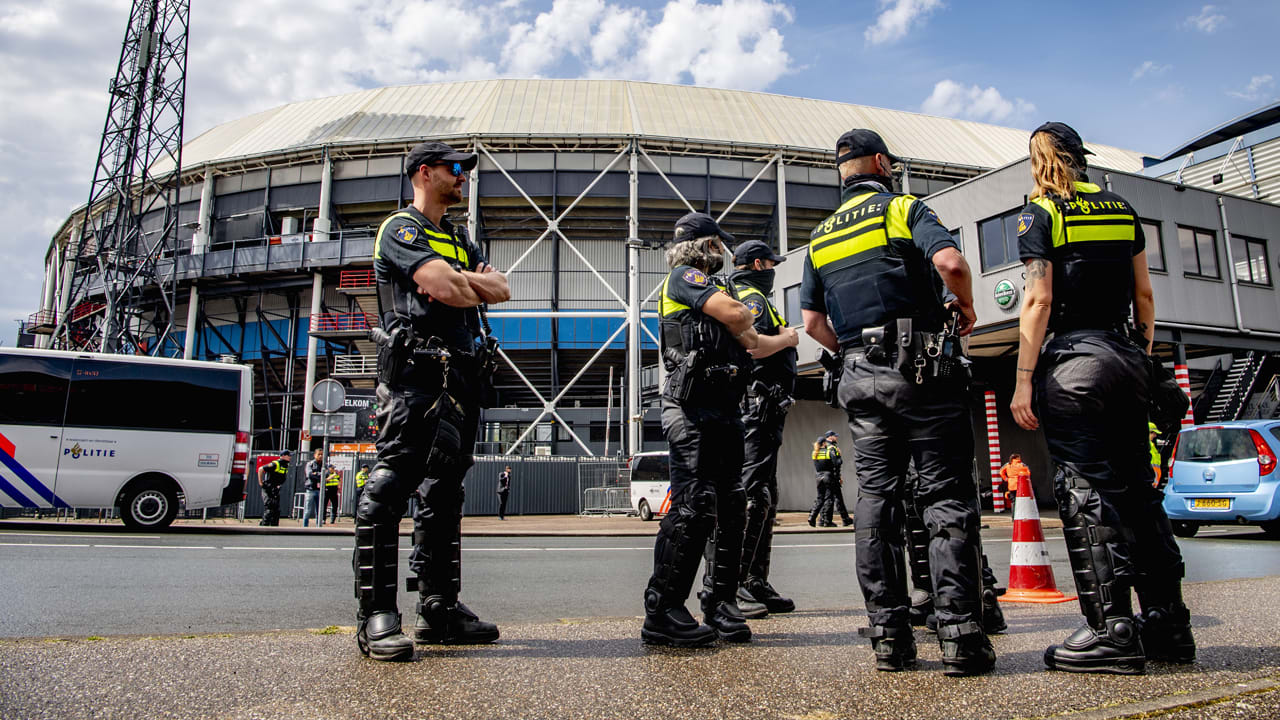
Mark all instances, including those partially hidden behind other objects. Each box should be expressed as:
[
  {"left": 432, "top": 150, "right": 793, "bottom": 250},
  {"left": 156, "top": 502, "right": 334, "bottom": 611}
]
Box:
[{"left": 1163, "top": 420, "right": 1280, "bottom": 538}]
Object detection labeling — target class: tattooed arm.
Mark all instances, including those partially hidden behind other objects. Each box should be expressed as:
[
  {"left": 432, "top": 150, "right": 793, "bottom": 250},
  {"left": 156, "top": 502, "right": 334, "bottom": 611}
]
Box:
[
  {"left": 1131, "top": 252, "right": 1155, "bottom": 354},
  {"left": 1011, "top": 258, "right": 1053, "bottom": 431}
]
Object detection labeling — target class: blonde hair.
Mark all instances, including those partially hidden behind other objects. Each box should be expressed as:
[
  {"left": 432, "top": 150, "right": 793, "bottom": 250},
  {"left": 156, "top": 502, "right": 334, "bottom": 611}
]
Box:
[
  {"left": 813, "top": 439, "right": 824, "bottom": 452},
  {"left": 1029, "top": 131, "right": 1082, "bottom": 201}
]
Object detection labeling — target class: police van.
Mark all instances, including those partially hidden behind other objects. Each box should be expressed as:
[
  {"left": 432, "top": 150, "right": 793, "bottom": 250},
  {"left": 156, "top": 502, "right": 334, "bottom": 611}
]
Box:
[
  {"left": 629, "top": 451, "right": 671, "bottom": 521},
  {"left": 0, "top": 347, "right": 253, "bottom": 530}
]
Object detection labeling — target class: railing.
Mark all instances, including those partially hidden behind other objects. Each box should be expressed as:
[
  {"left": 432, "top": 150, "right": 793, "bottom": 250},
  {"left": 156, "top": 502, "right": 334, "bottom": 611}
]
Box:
[
  {"left": 26, "top": 309, "right": 56, "bottom": 327},
  {"left": 333, "top": 354, "right": 378, "bottom": 376},
  {"left": 310, "top": 312, "right": 376, "bottom": 333},
  {"left": 71, "top": 301, "right": 105, "bottom": 322},
  {"left": 339, "top": 269, "right": 376, "bottom": 289}
]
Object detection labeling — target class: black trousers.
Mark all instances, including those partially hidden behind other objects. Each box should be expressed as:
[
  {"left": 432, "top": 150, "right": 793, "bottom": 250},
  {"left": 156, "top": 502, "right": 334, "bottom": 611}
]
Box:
[
  {"left": 497, "top": 491, "right": 509, "bottom": 519},
  {"left": 1037, "top": 331, "right": 1184, "bottom": 616},
  {"left": 738, "top": 395, "right": 787, "bottom": 584},
  {"left": 324, "top": 486, "right": 340, "bottom": 523},
  {"left": 839, "top": 351, "right": 982, "bottom": 629},
  {"left": 357, "top": 359, "right": 481, "bottom": 605},
  {"left": 260, "top": 484, "right": 282, "bottom": 526},
  {"left": 809, "top": 472, "right": 835, "bottom": 523}
]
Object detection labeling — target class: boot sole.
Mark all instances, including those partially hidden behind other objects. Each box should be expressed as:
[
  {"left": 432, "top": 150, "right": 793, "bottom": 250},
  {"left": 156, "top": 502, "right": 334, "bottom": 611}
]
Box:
[
  {"left": 739, "top": 606, "right": 769, "bottom": 620},
  {"left": 714, "top": 627, "right": 752, "bottom": 643},
  {"left": 412, "top": 628, "right": 500, "bottom": 645},
  {"left": 875, "top": 657, "right": 918, "bottom": 672},
  {"left": 1147, "top": 649, "right": 1196, "bottom": 664},
  {"left": 942, "top": 660, "right": 994, "bottom": 677},
  {"left": 762, "top": 602, "right": 795, "bottom": 614},
  {"left": 1044, "top": 648, "right": 1145, "bottom": 675},
  {"left": 641, "top": 628, "right": 717, "bottom": 647},
  {"left": 357, "top": 638, "right": 415, "bottom": 662}
]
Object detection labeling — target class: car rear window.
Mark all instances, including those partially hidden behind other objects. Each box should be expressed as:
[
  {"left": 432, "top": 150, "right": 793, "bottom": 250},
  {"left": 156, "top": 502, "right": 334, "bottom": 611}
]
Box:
[
  {"left": 1176, "top": 428, "right": 1257, "bottom": 462},
  {"left": 631, "top": 456, "right": 669, "bottom": 483}
]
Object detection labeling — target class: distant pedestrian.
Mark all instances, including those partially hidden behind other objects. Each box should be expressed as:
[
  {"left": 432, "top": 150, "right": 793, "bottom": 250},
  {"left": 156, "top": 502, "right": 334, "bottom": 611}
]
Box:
[
  {"left": 302, "top": 448, "right": 323, "bottom": 527},
  {"left": 999, "top": 453, "right": 1030, "bottom": 510},
  {"left": 324, "top": 465, "right": 342, "bottom": 524},
  {"left": 826, "top": 433, "right": 854, "bottom": 527},
  {"left": 808, "top": 433, "right": 844, "bottom": 527},
  {"left": 355, "top": 464, "right": 370, "bottom": 500},
  {"left": 257, "top": 450, "right": 291, "bottom": 526},
  {"left": 497, "top": 466, "right": 512, "bottom": 520}
]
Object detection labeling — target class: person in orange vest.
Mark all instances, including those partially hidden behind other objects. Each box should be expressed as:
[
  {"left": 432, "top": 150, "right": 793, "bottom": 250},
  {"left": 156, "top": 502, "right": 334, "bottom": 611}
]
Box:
[
  {"left": 999, "top": 453, "right": 1030, "bottom": 510},
  {"left": 1148, "top": 423, "right": 1162, "bottom": 489}
]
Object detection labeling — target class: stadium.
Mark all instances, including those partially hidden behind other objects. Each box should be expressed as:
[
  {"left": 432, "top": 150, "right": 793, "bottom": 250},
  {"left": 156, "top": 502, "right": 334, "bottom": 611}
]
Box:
[{"left": 27, "top": 79, "right": 1280, "bottom": 512}]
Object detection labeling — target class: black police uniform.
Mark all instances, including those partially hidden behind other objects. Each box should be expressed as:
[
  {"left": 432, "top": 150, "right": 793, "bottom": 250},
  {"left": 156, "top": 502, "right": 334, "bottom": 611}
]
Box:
[
  {"left": 827, "top": 443, "right": 854, "bottom": 526},
  {"left": 643, "top": 264, "right": 752, "bottom": 645},
  {"left": 808, "top": 442, "right": 840, "bottom": 526},
  {"left": 259, "top": 456, "right": 289, "bottom": 526},
  {"left": 352, "top": 204, "right": 497, "bottom": 660},
  {"left": 697, "top": 266, "right": 798, "bottom": 616},
  {"left": 1018, "top": 179, "right": 1192, "bottom": 672},
  {"left": 801, "top": 177, "right": 992, "bottom": 673}
]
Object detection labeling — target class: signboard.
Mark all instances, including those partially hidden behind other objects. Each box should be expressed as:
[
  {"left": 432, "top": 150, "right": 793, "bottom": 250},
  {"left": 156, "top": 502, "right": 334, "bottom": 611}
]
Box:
[
  {"left": 330, "top": 442, "right": 377, "bottom": 454},
  {"left": 309, "top": 412, "right": 357, "bottom": 437},
  {"left": 993, "top": 279, "right": 1019, "bottom": 312},
  {"left": 312, "top": 379, "right": 346, "bottom": 413}
]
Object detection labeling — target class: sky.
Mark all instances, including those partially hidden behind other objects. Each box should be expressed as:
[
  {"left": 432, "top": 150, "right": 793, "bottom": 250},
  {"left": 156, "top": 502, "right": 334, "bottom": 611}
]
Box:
[{"left": 1, "top": 0, "right": 1277, "bottom": 335}]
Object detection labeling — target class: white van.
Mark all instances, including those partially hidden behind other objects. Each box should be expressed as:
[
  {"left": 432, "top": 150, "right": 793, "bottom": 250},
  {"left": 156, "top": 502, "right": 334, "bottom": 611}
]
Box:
[
  {"left": 0, "top": 347, "right": 253, "bottom": 529},
  {"left": 629, "top": 451, "right": 671, "bottom": 521}
]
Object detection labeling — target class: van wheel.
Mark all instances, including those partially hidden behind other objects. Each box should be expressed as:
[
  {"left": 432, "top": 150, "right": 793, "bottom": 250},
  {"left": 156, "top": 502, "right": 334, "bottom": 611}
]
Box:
[
  {"left": 638, "top": 499, "right": 653, "bottom": 522},
  {"left": 1171, "top": 521, "right": 1199, "bottom": 538},
  {"left": 1261, "top": 520, "right": 1280, "bottom": 539},
  {"left": 121, "top": 480, "right": 179, "bottom": 530}
]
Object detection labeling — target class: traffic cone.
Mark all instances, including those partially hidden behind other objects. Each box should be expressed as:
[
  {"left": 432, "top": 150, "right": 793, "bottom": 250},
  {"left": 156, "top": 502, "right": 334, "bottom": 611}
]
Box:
[{"left": 1001, "top": 477, "right": 1074, "bottom": 604}]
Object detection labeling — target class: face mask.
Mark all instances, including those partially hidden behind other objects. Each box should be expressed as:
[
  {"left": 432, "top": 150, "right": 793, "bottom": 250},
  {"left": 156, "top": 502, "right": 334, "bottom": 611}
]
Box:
[
  {"left": 740, "top": 267, "right": 775, "bottom": 294},
  {"left": 698, "top": 238, "right": 724, "bottom": 274}
]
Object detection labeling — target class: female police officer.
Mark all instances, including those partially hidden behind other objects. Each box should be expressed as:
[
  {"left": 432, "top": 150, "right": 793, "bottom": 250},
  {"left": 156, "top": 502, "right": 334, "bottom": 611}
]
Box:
[{"left": 1011, "top": 122, "right": 1194, "bottom": 675}]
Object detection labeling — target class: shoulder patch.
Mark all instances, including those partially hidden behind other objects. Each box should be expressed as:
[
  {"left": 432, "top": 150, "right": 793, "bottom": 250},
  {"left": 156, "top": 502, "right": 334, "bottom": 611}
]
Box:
[
  {"left": 396, "top": 225, "right": 419, "bottom": 245},
  {"left": 744, "top": 298, "right": 764, "bottom": 318},
  {"left": 682, "top": 268, "right": 708, "bottom": 286},
  {"left": 1016, "top": 212, "right": 1035, "bottom": 236},
  {"left": 926, "top": 207, "right": 940, "bottom": 223}
]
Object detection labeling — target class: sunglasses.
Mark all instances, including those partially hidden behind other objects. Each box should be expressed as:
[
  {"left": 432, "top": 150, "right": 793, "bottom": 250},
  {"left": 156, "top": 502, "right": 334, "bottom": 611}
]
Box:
[{"left": 435, "top": 161, "right": 465, "bottom": 177}]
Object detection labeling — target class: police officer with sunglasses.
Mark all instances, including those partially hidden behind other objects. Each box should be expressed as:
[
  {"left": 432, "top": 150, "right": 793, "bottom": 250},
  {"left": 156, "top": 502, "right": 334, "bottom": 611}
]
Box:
[{"left": 353, "top": 141, "right": 510, "bottom": 661}]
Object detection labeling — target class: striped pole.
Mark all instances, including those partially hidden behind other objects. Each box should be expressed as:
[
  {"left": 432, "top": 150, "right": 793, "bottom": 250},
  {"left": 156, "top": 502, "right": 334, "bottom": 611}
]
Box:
[
  {"left": 1174, "top": 364, "right": 1194, "bottom": 427},
  {"left": 984, "top": 390, "right": 1005, "bottom": 512}
]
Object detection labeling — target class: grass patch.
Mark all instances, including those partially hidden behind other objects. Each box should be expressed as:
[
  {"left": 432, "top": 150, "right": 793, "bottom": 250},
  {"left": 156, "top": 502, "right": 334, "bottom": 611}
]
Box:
[{"left": 313, "top": 626, "right": 343, "bottom": 635}]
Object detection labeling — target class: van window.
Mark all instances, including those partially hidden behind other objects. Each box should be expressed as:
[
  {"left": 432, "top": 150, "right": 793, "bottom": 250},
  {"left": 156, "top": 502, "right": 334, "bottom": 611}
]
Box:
[
  {"left": 1175, "top": 428, "right": 1256, "bottom": 463},
  {"left": 631, "top": 456, "right": 669, "bottom": 483},
  {"left": 0, "top": 355, "right": 72, "bottom": 426},
  {"left": 65, "top": 359, "right": 240, "bottom": 433}
]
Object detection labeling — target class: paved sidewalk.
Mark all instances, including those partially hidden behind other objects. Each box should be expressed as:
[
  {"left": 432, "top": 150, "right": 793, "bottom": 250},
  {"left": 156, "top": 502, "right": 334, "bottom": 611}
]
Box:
[
  {"left": 0, "top": 510, "right": 1055, "bottom": 536},
  {"left": 1, "top": 575, "right": 1275, "bottom": 719}
]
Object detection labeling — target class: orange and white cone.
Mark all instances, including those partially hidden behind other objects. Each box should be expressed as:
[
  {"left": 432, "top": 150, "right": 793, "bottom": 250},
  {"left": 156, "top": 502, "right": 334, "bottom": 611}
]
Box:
[{"left": 1001, "top": 477, "right": 1074, "bottom": 604}]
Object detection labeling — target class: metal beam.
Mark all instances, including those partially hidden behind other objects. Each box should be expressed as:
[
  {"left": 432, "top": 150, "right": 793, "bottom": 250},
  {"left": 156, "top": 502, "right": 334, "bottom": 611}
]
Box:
[
  {"left": 776, "top": 152, "right": 788, "bottom": 254},
  {"left": 637, "top": 145, "right": 697, "bottom": 214},
  {"left": 300, "top": 272, "right": 322, "bottom": 453},
  {"left": 628, "top": 142, "right": 643, "bottom": 455},
  {"left": 716, "top": 154, "right": 777, "bottom": 223}
]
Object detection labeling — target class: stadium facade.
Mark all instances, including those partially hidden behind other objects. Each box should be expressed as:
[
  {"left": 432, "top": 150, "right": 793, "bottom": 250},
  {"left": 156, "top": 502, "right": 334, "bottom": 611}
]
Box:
[{"left": 29, "top": 80, "right": 1279, "bottom": 511}]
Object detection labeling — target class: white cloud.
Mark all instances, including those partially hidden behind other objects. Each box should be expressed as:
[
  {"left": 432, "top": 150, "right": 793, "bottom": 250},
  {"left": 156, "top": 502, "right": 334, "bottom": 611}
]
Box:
[
  {"left": 1131, "top": 60, "right": 1171, "bottom": 81},
  {"left": 920, "top": 79, "right": 1036, "bottom": 124},
  {"left": 864, "top": 0, "right": 943, "bottom": 46},
  {"left": 1184, "top": 5, "right": 1225, "bottom": 33},
  {"left": 1227, "top": 74, "right": 1275, "bottom": 102},
  {"left": 0, "top": 0, "right": 795, "bottom": 328}
]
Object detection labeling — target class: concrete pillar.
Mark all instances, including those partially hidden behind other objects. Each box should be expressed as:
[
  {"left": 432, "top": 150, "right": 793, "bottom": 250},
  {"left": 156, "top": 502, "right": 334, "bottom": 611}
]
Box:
[
  {"left": 627, "top": 143, "right": 642, "bottom": 455},
  {"left": 193, "top": 171, "right": 214, "bottom": 254},
  {"left": 775, "top": 152, "right": 788, "bottom": 254},
  {"left": 312, "top": 152, "right": 333, "bottom": 241},
  {"left": 182, "top": 285, "right": 199, "bottom": 359},
  {"left": 300, "top": 272, "right": 323, "bottom": 452},
  {"left": 55, "top": 225, "right": 77, "bottom": 346}
]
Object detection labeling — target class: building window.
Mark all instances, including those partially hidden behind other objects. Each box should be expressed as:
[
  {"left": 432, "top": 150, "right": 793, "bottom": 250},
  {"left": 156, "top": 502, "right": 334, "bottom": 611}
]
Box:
[
  {"left": 1231, "top": 235, "right": 1271, "bottom": 286},
  {"left": 949, "top": 228, "right": 962, "bottom": 253},
  {"left": 1178, "top": 226, "right": 1219, "bottom": 279},
  {"left": 978, "top": 209, "right": 1022, "bottom": 271},
  {"left": 1141, "top": 220, "right": 1165, "bottom": 272},
  {"left": 783, "top": 284, "right": 801, "bottom": 327}
]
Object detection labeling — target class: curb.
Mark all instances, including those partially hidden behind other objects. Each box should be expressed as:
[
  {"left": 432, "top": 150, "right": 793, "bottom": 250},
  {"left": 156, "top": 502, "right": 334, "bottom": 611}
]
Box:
[{"left": 1046, "top": 674, "right": 1280, "bottom": 720}]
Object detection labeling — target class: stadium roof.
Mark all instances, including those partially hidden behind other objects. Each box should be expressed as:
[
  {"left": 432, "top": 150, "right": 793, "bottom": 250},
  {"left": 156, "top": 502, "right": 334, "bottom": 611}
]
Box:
[
  {"left": 1160, "top": 101, "right": 1280, "bottom": 159},
  {"left": 177, "top": 79, "right": 1145, "bottom": 173}
]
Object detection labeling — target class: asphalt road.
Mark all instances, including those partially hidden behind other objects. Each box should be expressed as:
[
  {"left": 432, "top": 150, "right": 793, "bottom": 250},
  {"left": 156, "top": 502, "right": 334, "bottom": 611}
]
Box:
[{"left": 1, "top": 525, "right": 1278, "bottom": 638}]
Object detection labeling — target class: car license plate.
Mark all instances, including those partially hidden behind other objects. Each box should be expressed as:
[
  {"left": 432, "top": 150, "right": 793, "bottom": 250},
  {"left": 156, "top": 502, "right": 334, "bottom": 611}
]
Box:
[{"left": 1192, "top": 498, "right": 1230, "bottom": 509}]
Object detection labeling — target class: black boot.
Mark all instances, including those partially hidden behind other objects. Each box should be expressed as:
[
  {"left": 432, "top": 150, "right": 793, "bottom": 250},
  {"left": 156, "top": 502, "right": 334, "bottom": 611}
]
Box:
[
  {"left": 353, "top": 520, "right": 414, "bottom": 662},
  {"left": 734, "top": 585, "right": 769, "bottom": 619},
  {"left": 701, "top": 592, "right": 752, "bottom": 643},
  {"left": 1045, "top": 468, "right": 1146, "bottom": 675},
  {"left": 642, "top": 595, "right": 716, "bottom": 647},
  {"left": 743, "top": 578, "right": 795, "bottom": 614},
  {"left": 908, "top": 589, "right": 934, "bottom": 628},
  {"left": 1136, "top": 605, "right": 1195, "bottom": 663},
  {"left": 642, "top": 508, "right": 716, "bottom": 647},
  {"left": 981, "top": 555, "right": 1008, "bottom": 634},
  {"left": 938, "top": 622, "right": 996, "bottom": 677},
  {"left": 858, "top": 625, "right": 917, "bottom": 671},
  {"left": 413, "top": 595, "right": 499, "bottom": 644}
]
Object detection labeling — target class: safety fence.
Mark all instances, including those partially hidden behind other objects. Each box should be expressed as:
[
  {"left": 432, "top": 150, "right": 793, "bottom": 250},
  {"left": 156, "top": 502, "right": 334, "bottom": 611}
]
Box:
[{"left": 577, "top": 459, "right": 631, "bottom": 516}]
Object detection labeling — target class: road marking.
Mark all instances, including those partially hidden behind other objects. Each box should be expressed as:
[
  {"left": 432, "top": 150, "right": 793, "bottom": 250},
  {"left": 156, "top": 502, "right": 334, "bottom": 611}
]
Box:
[
  {"left": 0, "top": 531, "right": 163, "bottom": 539},
  {"left": 221, "top": 546, "right": 338, "bottom": 552},
  {"left": 92, "top": 544, "right": 218, "bottom": 550},
  {"left": 0, "top": 542, "right": 91, "bottom": 548}
]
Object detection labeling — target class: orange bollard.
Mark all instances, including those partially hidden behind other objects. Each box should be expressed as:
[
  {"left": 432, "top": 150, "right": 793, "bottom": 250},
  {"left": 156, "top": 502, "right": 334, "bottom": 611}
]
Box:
[{"left": 1001, "top": 476, "right": 1074, "bottom": 604}]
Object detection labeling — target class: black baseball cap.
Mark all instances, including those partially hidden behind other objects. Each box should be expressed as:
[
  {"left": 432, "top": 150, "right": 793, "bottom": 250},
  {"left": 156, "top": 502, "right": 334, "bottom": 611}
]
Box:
[
  {"left": 824, "top": 430, "right": 839, "bottom": 439},
  {"left": 673, "top": 212, "right": 735, "bottom": 245},
  {"left": 734, "top": 239, "right": 786, "bottom": 266},
  {"left": 404, "top": 141, "right": 478, "bottom": 177},
  {"left": 1031, "top": 122, "right": 1094, "bottom": 158},
  {"left": 279, "top": 450, "right": 293, "bottom": 457},
  {"left": 836, "top": 128, "right": 901, "bottom": 165}
]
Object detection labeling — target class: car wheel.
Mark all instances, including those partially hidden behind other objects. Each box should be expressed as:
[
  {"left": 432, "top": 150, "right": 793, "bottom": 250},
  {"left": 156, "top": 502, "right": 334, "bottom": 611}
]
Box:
[
  {"left": 1260, "top": 520, "right": 1280, "bottom": 539},
  {"left": 1171, "top": 521, "right": 1200, "bottom": 538},
  {"left": 121, "top": 481, "right": 179, "bottom": 530},
  {"left": 638, "top": 499, "right": 653, "bottom": 522}
]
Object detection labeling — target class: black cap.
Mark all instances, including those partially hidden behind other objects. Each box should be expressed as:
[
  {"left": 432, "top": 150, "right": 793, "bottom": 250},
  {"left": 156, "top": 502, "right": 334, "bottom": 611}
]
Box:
[
  {"left": 404, "top": 141, "right": 478, "bottom": 177},
  {"left": 836, "top": 128, "right": 900, "bottom": 165},
  {"left": 1031, "top": 122, "right": 1094, "bottom": 158},
  {"left": 733, "top": 239, "right": 786, "bottom": 266},
  {"left": 279, "top": 450, "right": 292, "bottom": 457},
  {"left": 360, "top": 464, "right": 370, "bottom": 469},
  {"left": 824, "top": 430, "right": 839, "bottom": 439},
  {"left": 673, "top": 212, "right": 735, "bottom": 245}
]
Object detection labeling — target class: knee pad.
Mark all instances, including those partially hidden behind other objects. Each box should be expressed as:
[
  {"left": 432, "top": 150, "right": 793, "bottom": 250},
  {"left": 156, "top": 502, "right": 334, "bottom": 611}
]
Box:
[
  {"left": 358, "top": 467, "right": 408, "bottom": 524},
  {"left": 856, "top": 492, "right": 904, "bottom": 543}
]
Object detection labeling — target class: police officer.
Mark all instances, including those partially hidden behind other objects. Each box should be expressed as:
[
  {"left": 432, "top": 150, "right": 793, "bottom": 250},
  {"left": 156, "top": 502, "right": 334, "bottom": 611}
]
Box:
[
  {"left": 701, "top": 239, "right": 799, "bottom": 618},
  {"left": 1011, "top": 122, "right": 1193, "bottom": 674},
  {"left": 324, "top": 465, "right": 341, "bottom": 525},
  {"left": 355, "top": 464, "right": 370, "bottom": 495},
  {"left": 642, "top": 212, "right": 758, "bottom": 647},
  {"left": 257, "top": 449, "right": 291, "bottom": 526},
  {"left": 825, "top": 433, "right": 855, "bottom": 527},
  {"left": 801, "top": 128, "right": 994, "bottom": 676},
  {"left": 353, "top": 141, "right": 511, "bottom": 662},
  {"left": 807, "top": 433, "right": 842, "bottom": 527}
]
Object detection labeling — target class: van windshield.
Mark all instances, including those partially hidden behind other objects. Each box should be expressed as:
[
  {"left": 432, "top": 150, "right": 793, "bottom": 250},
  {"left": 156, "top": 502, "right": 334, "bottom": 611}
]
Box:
[
  {"left": 631, "top": 457, "right": 669, "bottom": 483},
  {"left": 1176, "top": 428, "right": 1256, "bottom": 463}
]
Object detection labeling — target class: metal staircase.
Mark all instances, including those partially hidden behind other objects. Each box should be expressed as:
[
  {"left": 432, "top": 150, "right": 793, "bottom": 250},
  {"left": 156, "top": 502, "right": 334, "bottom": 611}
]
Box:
[{"left": 1206, "top": 351, "right": 1266, "bottom": 422}]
